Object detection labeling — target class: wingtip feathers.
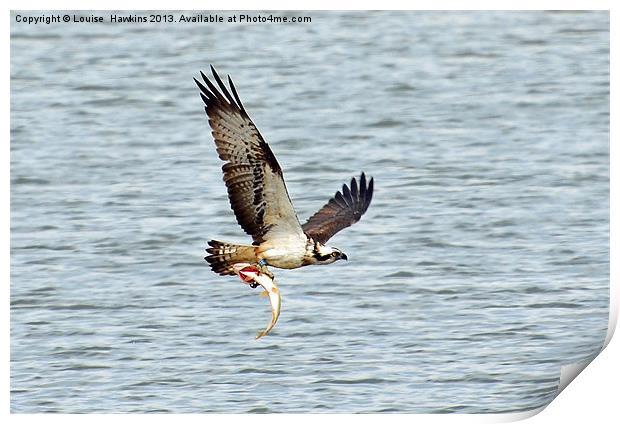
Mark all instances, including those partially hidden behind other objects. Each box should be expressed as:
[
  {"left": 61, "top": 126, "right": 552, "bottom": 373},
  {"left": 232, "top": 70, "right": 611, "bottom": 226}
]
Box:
[{"left": 195, "top": 65, "right": 248, "bottom": 117}]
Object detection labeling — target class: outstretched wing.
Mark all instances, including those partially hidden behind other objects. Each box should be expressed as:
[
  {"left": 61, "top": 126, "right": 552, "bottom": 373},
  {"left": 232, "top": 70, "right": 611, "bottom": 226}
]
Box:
[
  {"left": 302, "top": 172, "right": 374, "bottom": 244},
  {"left": 195, "top": 66, "right": 304, "bottom": 244}
]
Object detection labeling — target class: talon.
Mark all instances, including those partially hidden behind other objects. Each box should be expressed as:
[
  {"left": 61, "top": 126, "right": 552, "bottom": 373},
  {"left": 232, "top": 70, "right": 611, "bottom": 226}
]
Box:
[{"left": 259, "top": 265, "right": 274, "bottom": 279}]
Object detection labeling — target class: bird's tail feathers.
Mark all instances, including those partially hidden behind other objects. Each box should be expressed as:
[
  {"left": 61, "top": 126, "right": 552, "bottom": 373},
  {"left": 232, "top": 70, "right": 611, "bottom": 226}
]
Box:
[{"left": 205, "top": 240, "right": 257, "bottom": 276}]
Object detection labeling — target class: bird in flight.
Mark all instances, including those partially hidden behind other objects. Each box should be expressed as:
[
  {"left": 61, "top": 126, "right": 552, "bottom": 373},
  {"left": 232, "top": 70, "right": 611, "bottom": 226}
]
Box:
[{"left": 194, "top": 66, "right": 373, "bottom": 279}]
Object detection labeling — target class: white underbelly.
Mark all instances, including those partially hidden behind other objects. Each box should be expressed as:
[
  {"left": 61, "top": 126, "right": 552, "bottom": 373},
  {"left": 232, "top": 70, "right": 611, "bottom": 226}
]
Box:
[{"left": 261, "top": 245, "right": 306, "bottom": 269}]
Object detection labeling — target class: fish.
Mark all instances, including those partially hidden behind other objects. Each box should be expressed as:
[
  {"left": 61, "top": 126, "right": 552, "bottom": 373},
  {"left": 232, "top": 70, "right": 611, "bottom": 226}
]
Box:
[{"left": 232, "top": 263, "right": 282, "bottom": 339}]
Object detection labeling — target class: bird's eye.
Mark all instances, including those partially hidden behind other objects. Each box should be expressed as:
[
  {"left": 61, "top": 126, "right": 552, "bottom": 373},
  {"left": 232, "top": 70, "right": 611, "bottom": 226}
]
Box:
[{"left": 331, "top": 252, "right": 339, "bottom": 257}]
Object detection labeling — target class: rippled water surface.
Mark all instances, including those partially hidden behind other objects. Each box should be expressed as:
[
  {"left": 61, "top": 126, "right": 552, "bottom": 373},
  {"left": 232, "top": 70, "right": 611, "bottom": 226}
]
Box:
[{"left": 11, "top": 11, "right": 609, "bottom": 413}]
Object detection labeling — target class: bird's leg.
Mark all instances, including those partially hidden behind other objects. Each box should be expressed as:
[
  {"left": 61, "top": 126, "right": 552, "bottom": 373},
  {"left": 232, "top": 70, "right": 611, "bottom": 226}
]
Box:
[{"left": 257, "top": 259, "right": 274, "bottom": 279}]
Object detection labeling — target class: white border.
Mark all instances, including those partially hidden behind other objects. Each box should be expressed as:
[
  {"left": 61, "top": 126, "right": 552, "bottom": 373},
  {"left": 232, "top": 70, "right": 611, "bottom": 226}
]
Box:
[{"left": 2, "top": 0, "right": 616, "bottom": 11}]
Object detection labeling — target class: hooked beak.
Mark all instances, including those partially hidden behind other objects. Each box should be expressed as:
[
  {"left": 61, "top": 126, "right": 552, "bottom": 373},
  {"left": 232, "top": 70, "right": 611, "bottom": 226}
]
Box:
[{"left": 340, "top": 252, "right": 348, "bottom": 261}]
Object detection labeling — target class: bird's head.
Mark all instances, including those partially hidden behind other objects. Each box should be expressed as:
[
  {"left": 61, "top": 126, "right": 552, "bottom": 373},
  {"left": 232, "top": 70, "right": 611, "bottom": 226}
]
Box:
[{"left": 313, "top": 243, "right": 348, "bottom": 264}]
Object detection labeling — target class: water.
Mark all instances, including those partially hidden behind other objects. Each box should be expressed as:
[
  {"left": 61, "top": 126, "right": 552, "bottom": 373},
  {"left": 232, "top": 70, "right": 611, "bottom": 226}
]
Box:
[{"left": 10, "top": 11, "right": 609, "bottom": 413}]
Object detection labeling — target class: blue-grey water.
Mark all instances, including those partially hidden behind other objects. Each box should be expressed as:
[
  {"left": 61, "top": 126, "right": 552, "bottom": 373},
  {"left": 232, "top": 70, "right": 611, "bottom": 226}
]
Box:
[{"left": 10, "top": 11, "right": 609, "bottom": 413}]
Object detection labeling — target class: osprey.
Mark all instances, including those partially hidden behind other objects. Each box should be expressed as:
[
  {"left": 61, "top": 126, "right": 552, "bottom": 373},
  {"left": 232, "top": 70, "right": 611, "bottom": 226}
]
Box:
[{"left": 195, "top": 66, "right": 373, "bottom": 277}]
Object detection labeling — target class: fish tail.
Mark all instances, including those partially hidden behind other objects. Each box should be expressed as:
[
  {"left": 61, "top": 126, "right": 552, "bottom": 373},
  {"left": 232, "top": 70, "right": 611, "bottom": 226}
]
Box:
[{"left": 205, "top": 240, "right": 257, "bottom": 276}]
